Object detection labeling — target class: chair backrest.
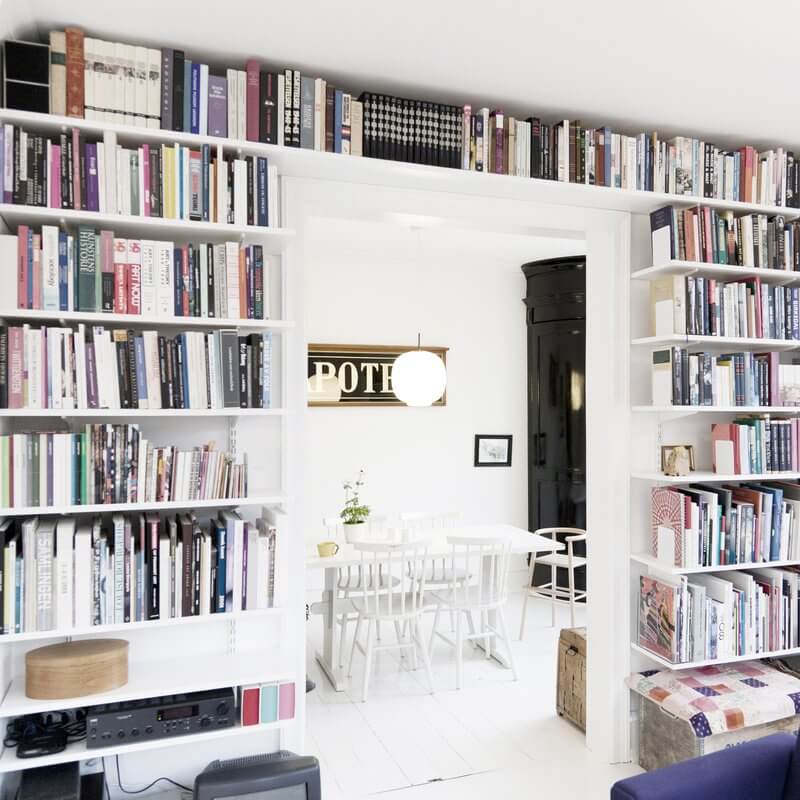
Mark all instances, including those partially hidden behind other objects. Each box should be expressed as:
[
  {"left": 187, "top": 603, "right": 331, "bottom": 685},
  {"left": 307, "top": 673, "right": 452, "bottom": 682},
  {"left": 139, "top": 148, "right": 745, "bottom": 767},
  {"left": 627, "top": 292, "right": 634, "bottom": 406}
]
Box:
[
  {"left": 446, "top": 535, "right": 512, "bottom": 608},
  {"left": 399, "top": 511, "right": 460, "bottom": 530},
  {"left": 322, "top": 516, "right": 343, "bottom": 540},
  {"left": 534, "top": 527, "right": 586, "bottom": 541},
  {"left": 353, "top": 540, "right": 429, "bottom": 620}
]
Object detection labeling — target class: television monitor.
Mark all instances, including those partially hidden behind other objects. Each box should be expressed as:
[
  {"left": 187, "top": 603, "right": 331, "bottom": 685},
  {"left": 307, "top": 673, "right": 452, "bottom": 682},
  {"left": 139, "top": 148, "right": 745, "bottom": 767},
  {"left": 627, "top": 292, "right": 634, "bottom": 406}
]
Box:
[{"left": 193, "top": 752, "right": 320, "bottom": 800}]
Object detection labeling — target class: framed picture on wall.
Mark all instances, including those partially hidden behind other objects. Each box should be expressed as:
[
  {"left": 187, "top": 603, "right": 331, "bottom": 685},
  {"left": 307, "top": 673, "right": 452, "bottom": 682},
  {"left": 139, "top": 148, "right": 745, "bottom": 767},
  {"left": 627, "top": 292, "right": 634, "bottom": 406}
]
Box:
[{"left": 474, "top": 435, "right": 513, "bottom": 467}]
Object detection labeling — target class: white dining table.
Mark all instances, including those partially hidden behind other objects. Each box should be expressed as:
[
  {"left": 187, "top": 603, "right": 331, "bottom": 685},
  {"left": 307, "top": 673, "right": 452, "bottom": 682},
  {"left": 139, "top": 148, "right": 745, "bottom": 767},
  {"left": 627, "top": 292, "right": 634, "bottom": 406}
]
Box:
[{"left": 306, "top": 523, "right": 565, "bottom": 691}]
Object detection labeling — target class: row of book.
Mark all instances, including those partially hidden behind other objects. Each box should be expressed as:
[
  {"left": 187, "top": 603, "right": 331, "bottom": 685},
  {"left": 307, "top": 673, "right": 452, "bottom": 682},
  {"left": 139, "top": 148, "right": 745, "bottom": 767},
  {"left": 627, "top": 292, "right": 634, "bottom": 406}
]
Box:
[
  {"left": 651, "top": 349, "right": 800, "bottom": 407},
  {"left": 651, "top": 483, "right": 800, "bottom": 569},
  {"left": 650, "top": 205, "right": 800, "bottom": 271},
  {"left": 0, "top": 509, "right": 280, "bottom": 634},
  {"left": 0, "top": 426, "right": 247, "bottom": 509},
  {"left": 651, "top": 275, "right": 800, "bottom": 340},
  {"left": 639, "top": 566, "right": 800, "bottom": 664},
  {"left": 39, "top": 29, "right": 800, "bottom": 206},
  {"left": 10, "top": 229, "right": 270, "bottom": 320},
  {"left": 711, "top": 417, "right": 799, "bottom": 475},
  {"left": 3, "top": 125, "right": 279, "bottom": 226},
  {"left": 0, "top": 325, "right": 272, "bottom": 411}
]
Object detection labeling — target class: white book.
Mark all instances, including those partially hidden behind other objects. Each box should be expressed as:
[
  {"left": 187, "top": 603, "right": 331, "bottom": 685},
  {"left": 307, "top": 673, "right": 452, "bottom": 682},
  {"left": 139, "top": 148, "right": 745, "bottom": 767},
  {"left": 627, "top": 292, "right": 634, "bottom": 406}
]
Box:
[
  {"left": 96, "top": 145, "right": 106, "bottom": 213},
  {"left": 158, "top": 532, "right": 170, "bottom": 617},
  {"left": 199, "top": 64, "right": 209, "bottom": 136},
  {"left": 116, "top": 148, "right": 130, "bottom": 216},
  {"left": 245, "top": 525, "right": 259, "bottom": 610},
  {"left": 3, "top": 124, "right": 13, "bottom": 200},
  {"left": 74, "top": 323, "right": 87, "bottom": 409},
  {"left": 225, "top": 242, "right": 240, "bottom": 318},
  {"left": 62, "top": 330, "right": 75, "bottom": 410},
  {"left": 222, "top": 511, "right": 244, "bottom": 612},
  {"left": 313, "top": 78, "right": 323, "bottom": 151},
  {"left": 46, "top": 328, "right": 60, "bottom": 409},
  {"left": 226, "top": 69, "right": 237, "bottom": 143},
  {"left": 199, "top": 245, "right": 208, "bottom": 317},
  {"left": 22, "top": 518, "right": 38, "bottom": 632},
  {"left": 111, "top": 42, "right": 126, "bottom": 123},
  {"left": 277, "top": 74, "right": 285, "bottom": 147},
  {"left": 207, "top": 333, "right": 219, "bottom": 409},
  {"left": 174, "top": 540, "right": 183, "bottom": 618},
  {"left": 237, "top": 71, "right": 247, "bottom": 140},
  {"left": 143, "top": 331, "right": 161, "bottom": 410},
  {"left": 35, "top": 518, "right": 55, "bottom": 631},
  {"left": 214, "top": 243, "right": 227, "bottom": 319},
  {"left": 233, "top": 159, "right": 247, "bottom": 226},
  {"left": 41, "top": 225, "right": 60, "bottom": 311},
  {"left": 155, "top": 240, "right": 174, "bottom": 318},
  {"left": 137, "top": 147, "right": 146, "bottom": 217},
  {"left": 147, "top": 48, "right": 162, "bottom": 129},
  {"left": 102, "top": 132, "right": 118, "bottom": 216},
  {"left": 267, "top": 165, "right": 279, "bottom": 228},
  {"left": 112, "top": 514, "right": 125, "bottom": 624},
  {"left": 73, "top": 523, "right": 92, "bottom": 627},
  {"left": 255, "top": 529, "right": 269, "bottom": 609},
  {"left": 182, "top": 147, "right": 190, "bottom": 220},
  {"left": 95, "top": 40, "right": 111, "bottom": 122},
  {"left": 136, "top": 437, "right": 148, "bottom": 502},
  {"left": 46, "top": 140, "right": 52, "bottom": 206},
  {"left": 54, "top": 518, "right": 75, "bottom": 631},
  {"left": 83, "top": 38, "right": 97, "bottom": 121},
  {"left": 140, "top": 240, "right": 157, "bottom": 315},
  {"left": 134, "top": 46, "right": 149, "bottom": 127},
  {"left": 25, "top": 326, "right": 42, "bottom": 410},
  {"left": 261, "top": 507, "right": 287, "bottom": 608},
  {"left": 122, "top": 44, "right": 137, "bottom": 126},
  {"left": 4, "top": 537, "right": 15, "bottom": 633}
]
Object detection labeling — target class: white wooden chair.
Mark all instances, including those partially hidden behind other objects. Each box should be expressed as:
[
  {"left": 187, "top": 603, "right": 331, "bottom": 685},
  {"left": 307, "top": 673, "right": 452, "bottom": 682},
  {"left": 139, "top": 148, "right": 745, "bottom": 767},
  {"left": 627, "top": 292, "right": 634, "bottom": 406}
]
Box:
[
  {"left": 519, "top": 527, "right": 587, "bottom": 638},
  {"left": 428, "top": 536, "right": 516, "bottom": 690},
  {"left": 347, "top": 540, "right": 434, "bottom": 702},
  {"left": 322, "top": 515, "right": 396, "bottom": 668}
]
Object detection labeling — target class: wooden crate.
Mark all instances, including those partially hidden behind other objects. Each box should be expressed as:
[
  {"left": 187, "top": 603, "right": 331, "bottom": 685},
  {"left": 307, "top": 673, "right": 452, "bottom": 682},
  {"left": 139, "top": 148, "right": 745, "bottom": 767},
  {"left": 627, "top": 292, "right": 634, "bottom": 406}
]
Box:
[
  {"left": 638, "top": 694, "right": 800, "bottom": 771},
  {"left": 556, "top": 627, "right": 586, "bottom": 731}
]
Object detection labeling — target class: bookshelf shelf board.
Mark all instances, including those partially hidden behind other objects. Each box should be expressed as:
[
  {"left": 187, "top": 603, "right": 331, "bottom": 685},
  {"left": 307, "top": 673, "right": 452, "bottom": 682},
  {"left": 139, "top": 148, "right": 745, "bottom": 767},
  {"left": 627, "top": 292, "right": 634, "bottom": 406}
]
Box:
[
  {"left": 632, "top": 334, "right": 800, "bottom": 351},
  {"left": 631, "top": 261, "right": 800, "bottom": 285},
  {"left": 631, "top": 470, "right": 800, "bottom": 484},
  {"left": 0, "top": 650, "right": 293, "bottom": 717},
  {"left": 0, "top": 717, "right": 288, "bottom": 773},
  {"left": 0, "top": 204, "right": 296, "bottom": 251},
  {"left": 0, "top": 494, "right": 286, "bottom": 516},
  {"left": 0, "top": 308, "right": 293, "bottom": 330},
  {"left": 0, "top": 408, "right": 286, "bottom": 418},
  {"left": 632, "top": 405, "right": 800, "bottom": 417},
  {"left": 631, "top": 642, "right": 800, "bottom": 671},
  {"left": 630, "top": 553, "right": 800, "bottom": 575},
  {"left": 0, "top": 606, "right": 283, "bottom": 644},
  {"left": 4, "top": 109, "right": 800, "bottom": 221}
]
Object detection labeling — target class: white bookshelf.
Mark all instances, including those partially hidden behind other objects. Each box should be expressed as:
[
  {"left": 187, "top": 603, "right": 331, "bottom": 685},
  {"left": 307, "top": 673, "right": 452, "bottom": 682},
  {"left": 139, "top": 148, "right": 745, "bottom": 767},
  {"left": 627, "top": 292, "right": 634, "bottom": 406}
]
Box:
[
  {"left": 632, "top": 333, "right": 800, "bottom": 350},
  {"left": 630, "top": 553, "right": 800, "bottom": 575},
  {"left": 0, "top": 97, "right": 303, "bottom": 787},
  {"left": 631, "top": 470, "right": 800, "bottom": 484},
  {"left": 632, "top": 260, "right": 800, "bottom": 285},
  {"left": 632, "top": 405, "right": 800, "bottom": 415},
  {"left": 629, "top": 642, "right": 800, "bottom": 672}
]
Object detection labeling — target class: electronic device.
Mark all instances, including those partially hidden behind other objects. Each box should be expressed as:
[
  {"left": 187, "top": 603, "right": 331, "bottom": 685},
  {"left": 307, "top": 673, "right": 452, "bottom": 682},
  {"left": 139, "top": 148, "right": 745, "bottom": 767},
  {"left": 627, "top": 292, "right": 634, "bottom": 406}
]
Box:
[
  {"left": 19, "top": 763, "right": 105, "bottom": 800},
  {"left": 86, "top": 687, "right": 235, "bottom": 749},
  {"left": 194, "top": 751, "right": 321, "bottom": 800}
]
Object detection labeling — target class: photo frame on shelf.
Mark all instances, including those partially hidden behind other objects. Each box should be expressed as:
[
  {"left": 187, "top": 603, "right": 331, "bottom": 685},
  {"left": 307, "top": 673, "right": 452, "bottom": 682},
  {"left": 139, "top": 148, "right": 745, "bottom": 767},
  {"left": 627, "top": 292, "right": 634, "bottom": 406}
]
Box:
[
  {"left": 660, "top": 444, "right": 695, "bottom": 477},
  {"left": 474, "top": 435, "right": 512, "bottom": 467}
]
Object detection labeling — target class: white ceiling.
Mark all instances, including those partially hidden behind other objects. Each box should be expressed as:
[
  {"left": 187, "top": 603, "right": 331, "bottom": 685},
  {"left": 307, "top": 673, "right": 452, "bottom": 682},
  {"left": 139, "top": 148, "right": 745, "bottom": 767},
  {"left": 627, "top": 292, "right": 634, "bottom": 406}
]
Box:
[{"left": 9, "top": 0, "right": 800, "bottom": 152}]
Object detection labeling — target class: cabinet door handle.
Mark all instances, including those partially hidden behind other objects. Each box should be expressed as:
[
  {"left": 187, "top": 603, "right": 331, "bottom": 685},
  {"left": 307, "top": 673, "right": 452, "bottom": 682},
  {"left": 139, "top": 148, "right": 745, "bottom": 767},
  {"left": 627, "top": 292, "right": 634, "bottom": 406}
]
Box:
[{"left": 538, "top": 432, "right": 547, "bottom": 466}]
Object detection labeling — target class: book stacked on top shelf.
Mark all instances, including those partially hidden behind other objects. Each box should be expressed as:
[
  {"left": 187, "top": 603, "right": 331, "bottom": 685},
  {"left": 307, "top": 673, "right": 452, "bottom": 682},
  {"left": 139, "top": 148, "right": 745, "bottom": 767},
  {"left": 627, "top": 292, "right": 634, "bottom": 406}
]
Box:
[
  {"left": 651, "top": 348, "right": 800, "bottom": 407},
  {"left": 0, "top": 124, "right": 279, "bottom": 226},
  {"left": 0, "top": 425, "right": 247, "bottom": 508},
  {"left": 6, "top": 227, "right": 269, "bottom": 320},
  {"left": 650, "top": 205, "right": 800, "bottom": 269},
  {"left": 711, "top": 418, "right": 799, "bottom": 475},
  {"left": 639, "top": 563, "right": 800, "bottom": 664},
  {"left": 650, "top": 274, "right": 800, "bottom": 340},
  {"left": 650, "top": 482, "right": 800, "bottom": 569},
  {"left": 0, "top": 509, "right": 281, "bottom": 634},
  {"left": 0, "top": 324, "right": 272, "bottom": 411}
]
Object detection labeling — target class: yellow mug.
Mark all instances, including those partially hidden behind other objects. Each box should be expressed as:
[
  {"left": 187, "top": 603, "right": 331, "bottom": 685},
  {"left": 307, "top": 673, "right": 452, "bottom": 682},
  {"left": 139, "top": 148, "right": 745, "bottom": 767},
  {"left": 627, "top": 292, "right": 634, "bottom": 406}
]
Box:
[{"left": 317, "top": 541, "right": 340, "bottom": 558}]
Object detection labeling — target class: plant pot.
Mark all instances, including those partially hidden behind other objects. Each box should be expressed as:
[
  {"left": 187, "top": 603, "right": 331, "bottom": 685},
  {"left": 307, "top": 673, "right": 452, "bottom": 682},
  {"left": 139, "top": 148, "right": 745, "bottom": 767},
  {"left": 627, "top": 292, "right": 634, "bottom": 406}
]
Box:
[{"left": 343, "top": 522, "right": 368, "bottom": 544}]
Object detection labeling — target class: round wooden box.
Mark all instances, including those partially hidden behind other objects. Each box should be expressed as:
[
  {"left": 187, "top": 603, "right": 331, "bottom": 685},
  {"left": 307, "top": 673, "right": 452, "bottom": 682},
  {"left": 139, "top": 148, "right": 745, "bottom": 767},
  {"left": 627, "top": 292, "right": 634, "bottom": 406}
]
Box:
[{"left": 25, "top": 639, "right": 129, "bottom": 699}]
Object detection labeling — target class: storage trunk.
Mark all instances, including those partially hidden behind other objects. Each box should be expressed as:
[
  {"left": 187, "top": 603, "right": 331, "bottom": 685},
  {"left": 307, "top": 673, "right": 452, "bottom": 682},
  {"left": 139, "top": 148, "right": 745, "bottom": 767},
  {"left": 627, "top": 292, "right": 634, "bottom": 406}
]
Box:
[
  {"left": 638, "top": 694, "right": 800, "bottom": 771},
  {"left": 556, "top": 627, "right": 586, "bottom": 731}
]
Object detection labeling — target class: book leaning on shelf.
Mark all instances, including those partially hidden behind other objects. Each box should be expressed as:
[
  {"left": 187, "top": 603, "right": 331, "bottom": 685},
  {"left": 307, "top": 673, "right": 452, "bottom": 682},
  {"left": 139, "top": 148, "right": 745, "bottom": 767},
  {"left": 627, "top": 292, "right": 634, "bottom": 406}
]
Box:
[
  {"left": 639, "top": 566, "right": 800, "bottom": 664},
  {"left": 650, "top": 205, "right": 800, "bottom": 269},
  {"left": 0, "top": 325, "right": 272, "bottom": 410},
  {"left": 650, "top": 274, "right": 800, "bottom": 340},
  {"left": 650, "top": 482, "right": 800, "bottom": 569},
  {"left": 0, "top": 425, "right": 247, "bottom": 508},
  {"left": 3, "top": 228, "right": 269, "bottom": 320},
  {"left": 0, "top": 509, "right": 282, "bottom": 634},
  {"left": 650, "top": 348, "right": 800, "bottom": 407},
  {"left": 0, "top": 124, "right": 278, "bottom": 226}
]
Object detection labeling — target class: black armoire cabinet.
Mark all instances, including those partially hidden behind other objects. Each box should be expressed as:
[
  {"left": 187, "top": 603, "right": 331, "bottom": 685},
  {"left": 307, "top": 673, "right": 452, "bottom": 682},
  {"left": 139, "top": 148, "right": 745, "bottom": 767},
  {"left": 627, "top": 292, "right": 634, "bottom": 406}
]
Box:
[{"left": 522, "top": 256, "right": 586, "bottom": 594}]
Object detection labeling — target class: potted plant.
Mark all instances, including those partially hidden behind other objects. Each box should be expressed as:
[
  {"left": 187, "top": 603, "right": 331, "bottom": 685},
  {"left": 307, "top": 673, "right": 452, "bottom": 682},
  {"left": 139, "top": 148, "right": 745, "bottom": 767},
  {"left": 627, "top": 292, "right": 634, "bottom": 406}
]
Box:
[{"left": 341, "top": 470, "right": 370, "bottom": 543}]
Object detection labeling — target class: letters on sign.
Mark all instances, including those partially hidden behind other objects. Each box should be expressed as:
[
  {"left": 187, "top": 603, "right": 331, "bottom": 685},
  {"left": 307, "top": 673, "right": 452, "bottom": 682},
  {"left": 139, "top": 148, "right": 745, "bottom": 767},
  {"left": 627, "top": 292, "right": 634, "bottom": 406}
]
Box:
[{"left": 307, "top": 344, "right": 448, "bottom": 406}]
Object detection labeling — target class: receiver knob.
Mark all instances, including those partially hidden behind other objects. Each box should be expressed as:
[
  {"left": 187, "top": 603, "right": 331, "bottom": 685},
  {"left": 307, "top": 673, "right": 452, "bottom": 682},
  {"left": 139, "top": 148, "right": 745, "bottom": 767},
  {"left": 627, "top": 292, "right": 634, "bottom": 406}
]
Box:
[{"left": 216, "top": 702, "right": 229, "bottom": 715}]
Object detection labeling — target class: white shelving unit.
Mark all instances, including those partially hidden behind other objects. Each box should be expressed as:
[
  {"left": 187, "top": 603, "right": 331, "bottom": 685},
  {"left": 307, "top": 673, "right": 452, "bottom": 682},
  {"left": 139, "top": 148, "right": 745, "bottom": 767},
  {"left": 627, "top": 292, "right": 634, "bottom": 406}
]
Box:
[
  {"left": 632, "top": 333, "right": 800, "bottom": 350},
  {"left": 632, "top": 260, "right": 800, "bottom": 285},
  {"left": 0, "top": 93, "right": 304, "bottom": 789},
  {"left": 630, "top": 553, "right": 800, "bottom": 575}
]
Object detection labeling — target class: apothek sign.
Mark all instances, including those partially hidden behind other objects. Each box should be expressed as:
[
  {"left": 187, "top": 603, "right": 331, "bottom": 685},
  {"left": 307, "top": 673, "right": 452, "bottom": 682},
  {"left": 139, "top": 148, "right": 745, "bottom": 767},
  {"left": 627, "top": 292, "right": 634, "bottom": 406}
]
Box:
[{"left": 307, "top": 344, "right": 447, "bottom": 406}]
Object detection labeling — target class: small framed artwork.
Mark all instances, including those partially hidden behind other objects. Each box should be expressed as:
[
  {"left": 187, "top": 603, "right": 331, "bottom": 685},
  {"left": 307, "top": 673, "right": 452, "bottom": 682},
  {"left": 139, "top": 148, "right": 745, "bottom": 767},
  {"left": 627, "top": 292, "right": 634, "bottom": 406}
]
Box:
[
  {"left": 474, "top": 435, "right": 513, "bottom": 467},
  {"left": 660, "top": 444, "right": 695, "bottom": 477}
]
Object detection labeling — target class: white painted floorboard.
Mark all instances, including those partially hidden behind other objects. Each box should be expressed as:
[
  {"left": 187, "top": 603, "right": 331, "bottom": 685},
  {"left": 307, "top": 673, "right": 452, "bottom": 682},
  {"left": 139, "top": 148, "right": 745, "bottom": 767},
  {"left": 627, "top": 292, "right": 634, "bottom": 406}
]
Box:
[{"left": 305, "top": 588, "right": 641, "bottom": 799}]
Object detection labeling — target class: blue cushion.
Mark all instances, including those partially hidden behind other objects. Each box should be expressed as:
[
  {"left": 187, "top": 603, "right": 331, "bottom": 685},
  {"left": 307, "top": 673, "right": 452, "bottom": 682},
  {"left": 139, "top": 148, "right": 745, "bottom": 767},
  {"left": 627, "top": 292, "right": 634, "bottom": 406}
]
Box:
[{"left": 784, "top": 731, "right": 800, "bottom": 800}]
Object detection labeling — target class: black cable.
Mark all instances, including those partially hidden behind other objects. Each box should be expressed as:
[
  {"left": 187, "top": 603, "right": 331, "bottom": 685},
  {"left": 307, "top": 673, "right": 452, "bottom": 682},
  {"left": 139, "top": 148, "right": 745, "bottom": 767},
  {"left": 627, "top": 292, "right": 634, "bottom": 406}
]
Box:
[{"left": 114, "top": 753, "right": 192, "bottom": 794}]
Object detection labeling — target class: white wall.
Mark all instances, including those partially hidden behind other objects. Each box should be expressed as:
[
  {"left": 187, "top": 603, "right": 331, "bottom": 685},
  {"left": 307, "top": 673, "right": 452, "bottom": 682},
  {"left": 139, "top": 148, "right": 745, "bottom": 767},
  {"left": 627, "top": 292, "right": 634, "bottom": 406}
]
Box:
[{"left": 303, "top": 216, "right": 584, "bottom": 539}]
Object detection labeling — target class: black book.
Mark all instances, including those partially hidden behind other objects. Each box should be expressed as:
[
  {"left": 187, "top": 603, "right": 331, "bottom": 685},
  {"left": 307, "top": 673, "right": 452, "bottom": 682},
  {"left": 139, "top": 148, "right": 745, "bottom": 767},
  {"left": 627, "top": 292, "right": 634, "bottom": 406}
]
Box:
[
  {"left": 146, "top": 514, "right": 159, "bottom": 620},
  {"left": 291, "top": 69, "right": 301, "bottom": 147},
  {"left": 0, "top": 326, "right": 7, "bottom": 408},
  {"left": 260, "top": 71, "right": 279, "bottom": 144},
  {"left": 78, "top": 135, "right": 88, "bottom": 210},
  {"left": 157, "top": 335, "right": 170, "bottom": 409},
  {"left": 127, "top": 331, "right": 139, "bottom": 409},
  {"left": 238, "top": 336, "right": 248, "bottom": 408},
  {"left": 65, "top": 133, "right": 74, "bottom": 208},
  {"left": 191, "top": 245, "right": 201, "bottom": 317},
  {"left": 203, "top": 335, "right": 211, "bottom": 409},
  {"left": 246, "top": 156, "right": 254, "bottom": 226},
  {"left": 175, "top": 338, "right": 186, "bottom": 408},
  {"left": 178, "top": 514, "right": 194, "bottom": 616},
  {"left": 283, "top": 69, "right": 293, "bottom": 147},
  {"left": 207, "top": 243, "right": 215, "bottom": 318},
  {"left": 59, "top": 133, "right": 69, "bottom": 208},
  {"left": 704, "top": 143, "right": 714, "bottom": 199},
  {"left": 31, "top": 134, "right": 44, "bottom": 206},
  {"left": 101, "top": 263, "right": 114, "bottom": 312},
  {"left": 167, "top": 339, "right": 179, "bottom": 409},
  {"left": 193, "top": 524, "right": 201, "bottom": 616},
  {"left": 452, "top": 106, "right": 462, "bottom": 169},
  {"left": 114, "top": 333, "right": 131, "bottom": 409},
  {"left": 11, "top": 126, "right": 21, "bottom": 204},
  {"left": 24, "top": 133, "right": 35, "bottom": 205},
  {"left": 149, "top": 147, "right": 161, "bottom": 217},
  {"left": 385, "top": 95, "right": 396, "bottom": 162},
  {"left": 219, "top": 330, "right": 240, "bottom": 408},
  {"left": 360, "top": 92, "right": 372, "bottom": 158},
  {"left": 248, "top": 333, "right": 263, "bottom": 408},
  {"left": 172, "top": 50, "right": 185, "bottom": 132}
]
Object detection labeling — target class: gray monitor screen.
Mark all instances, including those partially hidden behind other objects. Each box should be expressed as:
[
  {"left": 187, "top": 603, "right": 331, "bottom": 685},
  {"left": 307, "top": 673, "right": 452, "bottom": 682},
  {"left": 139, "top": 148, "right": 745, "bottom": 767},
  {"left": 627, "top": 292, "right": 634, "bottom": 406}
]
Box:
[{"left": 216, "top": 788, "right": 307, "bottom": 800}]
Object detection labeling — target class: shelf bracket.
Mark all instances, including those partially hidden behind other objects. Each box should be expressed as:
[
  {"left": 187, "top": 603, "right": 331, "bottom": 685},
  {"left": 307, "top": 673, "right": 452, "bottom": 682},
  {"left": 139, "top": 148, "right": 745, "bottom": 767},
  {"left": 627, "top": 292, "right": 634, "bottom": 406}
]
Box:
[
  {"left": 228, "top": 418, "right": 239, "bottom": 460},
  {"left": 227, "top": 618, "right": 238, "bottom": 655}
]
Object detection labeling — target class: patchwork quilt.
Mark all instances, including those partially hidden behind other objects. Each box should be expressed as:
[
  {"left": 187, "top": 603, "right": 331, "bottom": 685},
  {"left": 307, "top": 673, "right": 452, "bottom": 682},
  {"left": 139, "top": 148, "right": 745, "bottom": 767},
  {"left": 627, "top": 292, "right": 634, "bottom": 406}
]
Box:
[{"left": 627, "top": 661, "right": 800, "bottom": 738}]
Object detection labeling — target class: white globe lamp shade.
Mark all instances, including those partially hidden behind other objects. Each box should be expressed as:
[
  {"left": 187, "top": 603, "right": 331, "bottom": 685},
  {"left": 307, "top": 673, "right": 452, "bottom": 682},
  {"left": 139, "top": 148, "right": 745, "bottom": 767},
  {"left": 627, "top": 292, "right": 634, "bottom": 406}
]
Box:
[{"left": 392, "top": 348, "right": 447, "bottom": 407}]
